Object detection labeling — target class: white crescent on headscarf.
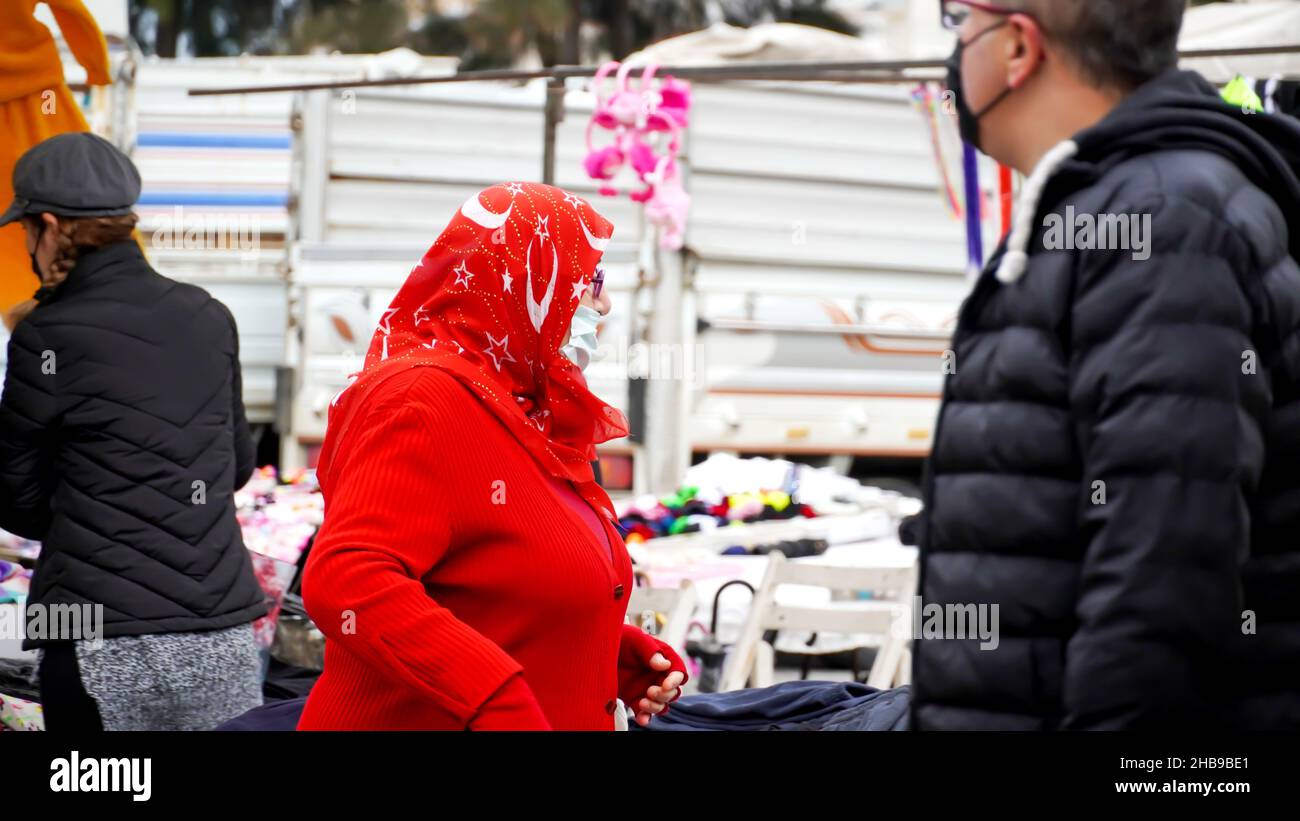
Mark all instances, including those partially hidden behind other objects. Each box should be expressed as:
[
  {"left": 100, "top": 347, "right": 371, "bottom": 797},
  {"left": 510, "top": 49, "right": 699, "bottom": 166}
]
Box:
[
  {"left": 460, "top": 190, "right": 513, "bottom": 230},
  {"left": 578, "top": 213, "right": 611, "bottom": 252},
  {"left": 525, "top": 233, "right": 558, "bottom": 333}
]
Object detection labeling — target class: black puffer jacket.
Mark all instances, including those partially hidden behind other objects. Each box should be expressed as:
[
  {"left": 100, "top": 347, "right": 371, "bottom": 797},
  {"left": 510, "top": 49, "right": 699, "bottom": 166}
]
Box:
[
  {"left": 0, "top": 241, "right": 266, "bottom": 647},
  {"left": 913, "top": 70, "right": 1300, "bottom": 730}
]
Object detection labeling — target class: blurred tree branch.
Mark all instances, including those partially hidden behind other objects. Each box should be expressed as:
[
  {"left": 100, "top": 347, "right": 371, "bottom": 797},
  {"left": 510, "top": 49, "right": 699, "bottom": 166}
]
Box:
[{"left": 131, "top": 0, "right": 858, "bottom": 63}]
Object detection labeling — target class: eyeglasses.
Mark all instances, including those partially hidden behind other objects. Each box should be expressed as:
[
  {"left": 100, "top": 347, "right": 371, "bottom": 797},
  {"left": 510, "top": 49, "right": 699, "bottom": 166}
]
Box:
[
  {"left": 940, "top": 0, "right": 1023, "bottom": 32},
  {"left": 591, "top": 267, "right": 605, "bottom": 299}
]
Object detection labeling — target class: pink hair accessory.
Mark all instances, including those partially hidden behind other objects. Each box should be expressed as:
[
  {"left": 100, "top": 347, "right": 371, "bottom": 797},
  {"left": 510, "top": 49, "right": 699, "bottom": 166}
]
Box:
[
  {"left": 582, "top": 60, "right": 692, "bottom": 247},
  {"left": 643, "top": 154, "right": 690, "bottom": 251}
]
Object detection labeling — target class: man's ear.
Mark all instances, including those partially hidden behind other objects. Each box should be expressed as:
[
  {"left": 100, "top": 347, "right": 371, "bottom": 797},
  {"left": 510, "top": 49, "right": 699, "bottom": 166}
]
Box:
[
  {"left": 40, "top": 212, "right": 59, "bottom": 236},
  {"left": 1004, "top": 15, "right": 1046, "bottom": 90}
]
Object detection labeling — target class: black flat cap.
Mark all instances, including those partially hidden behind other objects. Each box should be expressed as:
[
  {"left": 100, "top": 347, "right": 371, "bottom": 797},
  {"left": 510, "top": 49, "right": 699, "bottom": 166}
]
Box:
[{"left": 0, "top": 132, "right": 141, "bottom": 227}]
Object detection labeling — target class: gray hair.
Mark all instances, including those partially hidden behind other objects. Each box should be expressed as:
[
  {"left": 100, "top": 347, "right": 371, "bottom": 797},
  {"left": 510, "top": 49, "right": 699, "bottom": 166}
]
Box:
[{"left": 1013, "top": 0, "right": 1186, "bottom": 90}]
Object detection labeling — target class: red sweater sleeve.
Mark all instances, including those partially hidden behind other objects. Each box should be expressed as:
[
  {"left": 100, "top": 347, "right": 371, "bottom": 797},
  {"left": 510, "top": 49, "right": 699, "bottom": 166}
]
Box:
[
  {"left": 302, "top": 397, "right": 531, "bottom": 726},
  {"left": 468, "top": 673, "right": 552, "bottom": 730}
]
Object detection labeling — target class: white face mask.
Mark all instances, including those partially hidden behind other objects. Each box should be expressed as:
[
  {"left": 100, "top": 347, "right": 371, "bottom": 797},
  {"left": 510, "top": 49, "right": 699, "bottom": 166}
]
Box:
[{"left": 561, "top": 304, "right": 602, "bottom": 370}]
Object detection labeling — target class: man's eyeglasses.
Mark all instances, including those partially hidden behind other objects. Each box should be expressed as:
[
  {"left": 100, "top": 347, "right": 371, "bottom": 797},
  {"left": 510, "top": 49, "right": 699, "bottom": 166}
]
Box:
[{"left": 940, "top": 0, "right": 1023, "bottom": 32}]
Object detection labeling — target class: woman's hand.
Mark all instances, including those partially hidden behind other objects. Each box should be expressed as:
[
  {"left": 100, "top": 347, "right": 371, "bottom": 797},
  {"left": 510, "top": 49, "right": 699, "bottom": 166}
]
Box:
[
  {"left": 617, "top": 624, "right": 689, "bottom": 727},
  {"left": 630, "top": 653, "right": 685, "bottom": 727}
]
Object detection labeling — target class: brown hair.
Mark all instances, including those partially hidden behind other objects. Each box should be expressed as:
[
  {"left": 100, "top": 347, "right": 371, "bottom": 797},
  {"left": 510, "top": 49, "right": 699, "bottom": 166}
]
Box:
[
  {"left": 41, "top": 213, "right": 139, "bottom": 282},
  {"left": 4, "top": 213, "right": 139, "bottom": 329}
]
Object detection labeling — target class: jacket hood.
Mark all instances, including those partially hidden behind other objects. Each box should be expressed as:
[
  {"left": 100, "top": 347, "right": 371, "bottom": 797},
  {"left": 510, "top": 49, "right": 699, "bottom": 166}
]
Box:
[
  {"left": 1078, "top": 69, "right": 1300, "bottom": 237},
  {"left": 996, "top": 69, "right": 1300, "bottom": 283}
]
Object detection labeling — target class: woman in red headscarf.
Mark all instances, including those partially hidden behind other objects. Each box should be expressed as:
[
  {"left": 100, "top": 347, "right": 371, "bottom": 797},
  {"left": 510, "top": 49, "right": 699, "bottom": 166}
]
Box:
[{"left": 297, "top": 182, "right": 687, "bottom": 730}]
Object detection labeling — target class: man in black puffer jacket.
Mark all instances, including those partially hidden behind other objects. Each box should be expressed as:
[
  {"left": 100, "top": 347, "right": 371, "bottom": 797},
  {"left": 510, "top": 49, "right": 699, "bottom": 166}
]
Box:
[
  {"left": 914, "top": 0, "right": 1300, "bottom": 730},
  {"left": 0, "top": 133, "right": 265, "bottom": 729}
]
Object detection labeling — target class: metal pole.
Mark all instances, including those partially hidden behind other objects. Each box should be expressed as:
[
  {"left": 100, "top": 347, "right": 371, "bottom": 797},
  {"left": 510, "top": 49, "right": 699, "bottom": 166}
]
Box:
[
  {"left": 188, "top": 44, "right": 1300, "bottom": 97},
  {"left": 644, "top": 240, "right": 689, "bottom": 495},
  {"left": 542, "top": 76, "right": 566, "bottom": 185}
]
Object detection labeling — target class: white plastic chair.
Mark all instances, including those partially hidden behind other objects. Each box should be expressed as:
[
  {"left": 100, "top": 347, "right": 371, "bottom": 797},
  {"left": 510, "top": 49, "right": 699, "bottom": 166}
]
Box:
[
  {"left": 625, "top": 577, "right": 698, "bottom": 662},
  {"left": 718, "top": 551, "right": 916, "bottom": 693}
]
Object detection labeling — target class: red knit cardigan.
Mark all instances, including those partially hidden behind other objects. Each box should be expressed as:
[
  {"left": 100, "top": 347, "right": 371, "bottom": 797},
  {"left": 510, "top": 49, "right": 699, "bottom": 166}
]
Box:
[{"left": 297, "top": 367, "right": 681, "bottom": 730}]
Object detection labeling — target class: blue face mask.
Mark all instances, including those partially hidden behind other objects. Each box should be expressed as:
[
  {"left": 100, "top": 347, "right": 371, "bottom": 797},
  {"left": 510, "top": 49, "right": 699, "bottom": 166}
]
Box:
[{"left": 561, "top": 304, "right": 602, "bottom": 370}]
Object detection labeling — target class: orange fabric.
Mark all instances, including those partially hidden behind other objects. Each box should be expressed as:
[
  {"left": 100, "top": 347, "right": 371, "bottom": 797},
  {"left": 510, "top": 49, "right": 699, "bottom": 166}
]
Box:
[
  {"left": 0, "top": 0, "right": 110, "bottom": 101},
  {"left": 0, "top": 0, "right": 110, "bottom": 312}
]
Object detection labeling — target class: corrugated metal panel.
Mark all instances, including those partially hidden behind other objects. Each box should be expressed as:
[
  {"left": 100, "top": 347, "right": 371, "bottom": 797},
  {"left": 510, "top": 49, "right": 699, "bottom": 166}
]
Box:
[{"left": 289, "top": 77, "right": 973, "bottom": 457}]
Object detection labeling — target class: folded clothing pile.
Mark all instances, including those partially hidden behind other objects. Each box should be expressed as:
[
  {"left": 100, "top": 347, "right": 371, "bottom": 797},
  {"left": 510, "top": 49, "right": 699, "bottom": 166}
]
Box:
[
  {"left": 0, "top": 692, "right": 42, "bottom": 731},
  {"left": 720, "top": 537, "right": 828, "bottom": 559},
  {"left": 617, "top": 485, "right": 817, "bottom": 545},
  {"left": 0, "top": 657, "right": 37, "bottom": 701},
  {"left": 236, "top": 466, "right": 322, "bottom": 566},
  {"left": 627, "top": 679, "right": 911, "bottom": 731}
]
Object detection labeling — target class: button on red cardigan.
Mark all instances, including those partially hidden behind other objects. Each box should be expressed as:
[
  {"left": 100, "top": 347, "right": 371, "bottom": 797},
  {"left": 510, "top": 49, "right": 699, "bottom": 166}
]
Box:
[{"left": 297, "top": 367, "right": 682, "bottom": 730}]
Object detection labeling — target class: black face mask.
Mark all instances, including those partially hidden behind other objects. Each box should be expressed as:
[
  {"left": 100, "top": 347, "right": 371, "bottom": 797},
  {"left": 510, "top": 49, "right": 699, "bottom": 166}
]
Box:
[{"left": 945, "top": 20, "right": 1015, "bottom": 152}]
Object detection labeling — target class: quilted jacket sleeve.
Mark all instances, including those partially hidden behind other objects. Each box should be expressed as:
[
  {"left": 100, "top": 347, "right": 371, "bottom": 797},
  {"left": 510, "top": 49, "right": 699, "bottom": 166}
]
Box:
[
  {"left": 218, "top": 302, "right": 255, "bottom": 490},
  {"left": 1063, "top": 193, "right": 1259, "bottom": 729},
  {"left": 0, "top": 320, "right": 60, "bottom": 539}
]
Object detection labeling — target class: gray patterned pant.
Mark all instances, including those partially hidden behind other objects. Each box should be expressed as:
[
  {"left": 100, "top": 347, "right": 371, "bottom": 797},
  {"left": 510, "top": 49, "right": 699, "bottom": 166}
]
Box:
[{"left": 40, "top": 622, "right": 264, "bottom": 731}]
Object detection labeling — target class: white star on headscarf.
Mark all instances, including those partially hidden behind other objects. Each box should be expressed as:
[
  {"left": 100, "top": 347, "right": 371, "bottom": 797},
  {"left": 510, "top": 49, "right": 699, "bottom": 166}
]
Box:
[
  {"left": 483, "top": 332, "right": 516, "bottom": 371},
  {"left": 501, "top": 269, "right": 513, "bottom": 293},
  {"left": 563, "top": 192, "right": 585, "bottom": 208},
  {"left": 505, "top": 182, "right": 525, "bottom": 196},
  {"left": 378, "top": 308, "right": 398, "bottom": 335},
  {"left": 453, "top": 261, "right": 475, "bottom": 288},
  {"left": 535, "top": 216, "right": 551, "bottom": 244},
  {"left": 572, "top": 280, "right": 588, "bottom": 301},
  {"left": 413, "top": 304, "right": 432, "bottom": 326}
]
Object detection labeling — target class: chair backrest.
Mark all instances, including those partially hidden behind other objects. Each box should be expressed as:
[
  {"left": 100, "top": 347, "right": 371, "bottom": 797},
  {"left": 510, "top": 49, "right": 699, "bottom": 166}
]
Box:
[
  {"left": 719, "top": 551, "right": 917, "bottom": 693},
  {"left": 625, "top": 579, "right": 698, "bottom": 658},
  {"left": 757, "top": 558, "right": 914, "bottom": 635}
]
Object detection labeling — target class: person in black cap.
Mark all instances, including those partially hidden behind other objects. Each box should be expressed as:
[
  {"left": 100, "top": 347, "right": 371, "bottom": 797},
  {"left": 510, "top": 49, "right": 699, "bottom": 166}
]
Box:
[
  {"left": 1, "top": 131, "right": 141, "bottom": 330},
  {"left": 0, "top": 132, "right": 268, "bottom": 730}
]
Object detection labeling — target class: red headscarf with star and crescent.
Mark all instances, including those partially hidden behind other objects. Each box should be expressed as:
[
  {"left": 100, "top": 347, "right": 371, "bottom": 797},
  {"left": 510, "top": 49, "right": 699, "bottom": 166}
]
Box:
[{"left": 317, "top": 182, "right": 629, "bottom": 515}]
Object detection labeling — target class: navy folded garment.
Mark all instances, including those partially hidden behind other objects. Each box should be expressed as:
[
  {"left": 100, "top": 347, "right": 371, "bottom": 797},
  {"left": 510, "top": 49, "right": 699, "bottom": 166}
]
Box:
[
  {"left": 213, "top": 681, "right": 910, "bottom": 731},
  {"left": 214, "top": 696, "right": 307, "bottom": 731},
  {"left": 629, "top": 680, "right": 910, "bottom": 731}
]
